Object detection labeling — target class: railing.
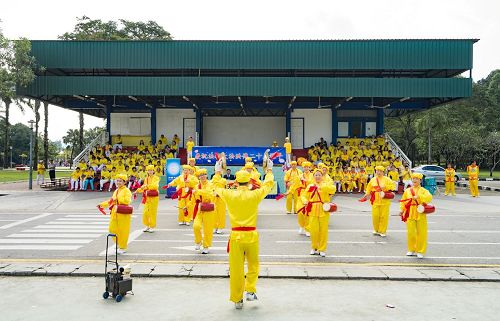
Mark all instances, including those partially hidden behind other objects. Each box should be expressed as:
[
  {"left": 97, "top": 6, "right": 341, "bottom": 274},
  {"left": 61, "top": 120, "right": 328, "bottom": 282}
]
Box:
[
  {"left": 384, "top": 133, "right": 412, "bottom": 168},
  {"left": 72, "top": 131, "right": 106, "bottom": 167}
]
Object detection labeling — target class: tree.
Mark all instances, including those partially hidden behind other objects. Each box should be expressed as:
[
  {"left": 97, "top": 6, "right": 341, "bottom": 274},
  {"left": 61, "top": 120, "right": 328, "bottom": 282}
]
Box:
[
  {"left": 1, "top": 25, "right": 38, "bottom": 168},
  {"left": 62, "top": 129, "right": 80, "bottom": 162},
  {"left": 78, "top": 112, "right": 84, "bottom": 154},
  {"left": 43, "top": 101, "right": 49, "bottom": 166},
  {"left": 59, "top": 16, "right": 172, "bottom": 41}
]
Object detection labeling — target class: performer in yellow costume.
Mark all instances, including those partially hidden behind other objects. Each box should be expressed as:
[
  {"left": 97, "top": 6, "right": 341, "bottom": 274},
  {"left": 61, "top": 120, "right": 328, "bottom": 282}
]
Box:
[
  {"left": 444, "top": 163, "right": 456, "bottom": 196},
  {"left": 36, "top": 161, "right": 46, "bottom": 185},
  {"left": 284, "top": 137, "right": 292, "bottom": 165},
  {"left": 215, "top": 170, "right": 274, "bottom": 309},
  {"left": 356, "top": 167, "right": 368, "bottom": 193},
  {"left": 167, "top": 165, "right": 198, "bottom": 225},
  {"left": 399, "top": 173, "right": 433, "bottom": 259},
  {"left": 193, "top": 169, "right": 216, "bottom": 254},
  {"left": 212, "top": 154, "right": 227, "bottom": 234},
  {"left": 136, "top": 165, "right": 160, "bottom": 232},
  {"left": 467, "top": 161, "right": 479, "bottom": 197},
  {"left": 362, "top": 166, "right": 396, "bottom": 237},
  {"left": 301, "top": 169, "right": 336, "bottom": 257},
  {"left": 284, "top": 161, "right": 303, "bottom": 214},
  {"left": 98, "top": 173, "right": 133, "bottom": 254},
  {"left": 296, "top": 161, "right": 314, "bottom": 236}
]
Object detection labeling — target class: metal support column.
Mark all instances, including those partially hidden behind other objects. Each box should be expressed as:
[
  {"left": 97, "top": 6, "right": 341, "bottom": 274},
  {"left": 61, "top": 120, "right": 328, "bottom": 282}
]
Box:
[
  {"left": 285, "top": 110, "right": 291, "bottom": 139},
  {"left": 195, "top": 110, "right": 203, "bottom": 146},
  {"left": 331, "top": 108, "right": 338, "bottom": 144},
  {"left": 105, "top": 98, "right": 113, "bottom": 144},
  {"left": 151, "top": 104, "right": 157, "bottom": 144},
  {"left": 376, "top": 108, "right": 385, "bottom": 135}
]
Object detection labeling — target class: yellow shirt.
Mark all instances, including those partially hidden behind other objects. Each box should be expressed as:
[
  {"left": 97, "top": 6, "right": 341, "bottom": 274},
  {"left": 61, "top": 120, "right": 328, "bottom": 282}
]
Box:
[
  {"left": 284, "top": 142, "right": 292, "bottom": 154},
  {"left": 99, "top": 186, "right": 132, "bottom": 215},
  {"left": 365, "top": 176, "right": 396, "bottom": 206},
  {"left": 284, "top": 168, "right": 303, "bottom": 192},
  {"left": 186, "top": 141, "right": 195, "bottom": 152},
  {"left": 301, "top": 181, "right": 336, "bottom": 217},
  {"left": 211, "top": 173, "right": 227, "bottom": 188},
  {"left": 366, "top": 165, "right": 375, "bottom": 175},
  {"left": 467, "top": 165, "right": 479, "bottom": 180},
  {"left": 71, "top": 170, "right": 82, "bottom": 180},
  {"left": 399, "top": 186, "right": 433, "bottom": 221},
  {"left": 388, "top": 170, "right": 399, "bottom": 181},
  {"left": 37, "top": 164, "right": 45, "bottom": 174},
  {"left": 216, "top": 173, "right": 274, "bottom": 228},
  {"left": 444, "top": 168, "right": 456, "bottom": 183},
  {"left": 194, "top": 180, "right": 216, "bottom": 205},
  {"left": 100, "top": 170, "right": 111, "bottom": 180},
  {"left": 137, "top": 175, "right": 160, "bottom": 193}
]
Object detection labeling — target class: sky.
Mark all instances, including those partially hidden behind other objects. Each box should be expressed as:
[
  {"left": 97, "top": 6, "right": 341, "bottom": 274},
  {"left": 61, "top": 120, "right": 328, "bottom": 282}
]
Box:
[{"left": 1, "top": 0, "right": 499, "bottom": 141}]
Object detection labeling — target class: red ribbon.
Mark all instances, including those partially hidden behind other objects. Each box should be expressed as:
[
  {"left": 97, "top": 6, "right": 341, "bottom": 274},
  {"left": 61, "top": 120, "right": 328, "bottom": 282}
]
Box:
[
  {"left": 170, "top": 189, "right": 180, "bottom": 199},
  {"left": 97, "top": 205, "right": 107, "bottom": 215},
  {"left": 275, "top": 193, "right": 286, "bottom": 201}
]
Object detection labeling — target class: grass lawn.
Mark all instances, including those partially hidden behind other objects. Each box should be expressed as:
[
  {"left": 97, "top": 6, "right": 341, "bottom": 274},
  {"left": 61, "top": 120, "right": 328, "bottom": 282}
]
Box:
[
  {"left": 457, "top": 169, "right": 500, "bottom": 179},
  {"left": 0, "top": 169, "right": 72, "bottom": 183}
]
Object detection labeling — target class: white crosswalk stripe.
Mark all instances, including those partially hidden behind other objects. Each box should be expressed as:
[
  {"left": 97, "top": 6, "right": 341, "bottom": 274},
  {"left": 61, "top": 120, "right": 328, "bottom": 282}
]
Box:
[{"left": 0, "top": 214, "right": 108, "bottom": 251}]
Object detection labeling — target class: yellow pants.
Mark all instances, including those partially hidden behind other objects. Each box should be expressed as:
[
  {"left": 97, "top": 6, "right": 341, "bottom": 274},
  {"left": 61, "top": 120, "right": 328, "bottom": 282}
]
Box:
[
  {"left": 229, "top": 231, "right": 259, "bottom": 303},
  {"left": 445, "top": 181, "right": 456, "bottom": 195},
  {"left": 109, "top": 212, "right": 132, "bottom": 250},
  {"left": 214, "top": 196, "right": 226, "bottom": 229},
  {"left": 469, "top": 180, "right": 479, "bottom": 197},
  {"left": 142, "top": 196, "right": 159, "bottom": 228},
  {"left": 372, "top": 203, "right": 390, "bottom": 234},
  {"left": 309, "top": 215, "right": 330, "bottom": 251},
  {"left": 358, "top": 182, "right": 366, "bottom": 193},
  {"left": 407, "top": 214, "right": 428, "bottom": 254},
  {"left": 286, "top": 190, "right": 299, "bottom": 213},
  {"left": 296, "top": 196, "right": 309, "bottom": 231},
  {"left": 193, "top": 210, "right": 215, "bottom": 248},
  {"left": 177, "top": 198, "right": 191, "bottom": 223}
]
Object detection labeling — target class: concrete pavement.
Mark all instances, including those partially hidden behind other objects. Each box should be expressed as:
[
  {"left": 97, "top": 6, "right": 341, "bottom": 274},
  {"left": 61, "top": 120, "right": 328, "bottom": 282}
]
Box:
[{"left": 1, "top": 277, "right": 499, "bottom": 321}]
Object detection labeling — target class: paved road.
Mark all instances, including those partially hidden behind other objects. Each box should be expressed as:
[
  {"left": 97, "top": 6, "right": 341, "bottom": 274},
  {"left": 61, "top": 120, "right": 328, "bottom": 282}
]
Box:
[
  {"left": 0, "top": 185, "right": 499, "bottom": 265},
  {"left": 0, "top": 277, "right": 498, "bottom": 321}
]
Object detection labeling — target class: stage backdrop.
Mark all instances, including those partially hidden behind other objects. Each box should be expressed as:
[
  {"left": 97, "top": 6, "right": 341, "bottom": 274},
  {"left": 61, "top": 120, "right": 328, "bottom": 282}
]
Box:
[
  {"left": 192, "top": 147, "right": 286, "bottom": 166},
  {"left": 203, "top": 117, "right": 285, "bottom": 146}
]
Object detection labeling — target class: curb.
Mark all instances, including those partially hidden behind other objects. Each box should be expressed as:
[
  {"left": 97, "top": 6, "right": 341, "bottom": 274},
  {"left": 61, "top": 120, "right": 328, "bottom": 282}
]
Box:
[
  {"left": 456, "top": 182, "right": 500, "bottom": 192},
  {"left": 1, "top": 263, "right": 499, "bottom": 282}
]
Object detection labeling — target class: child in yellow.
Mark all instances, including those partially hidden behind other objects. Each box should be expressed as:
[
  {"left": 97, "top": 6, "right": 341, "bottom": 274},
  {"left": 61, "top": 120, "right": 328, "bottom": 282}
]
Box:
[
  {"left": 284, "top": 137, "right": 292, "bottom": 165},
  {"left": 399, "top": 173, "right": 433, "bottom": 259},
  {"left": 98, "top": 173, "right": 132, "bottom": 254},
  {"left": 388, "top": 165, "right": 400, "bottom": 192},
  {"left": 284, "top": 161, "right": 303, "bottom": 214},
  {"left": 136, "top": 165, "right": 160, "bottom": 232},
  {"left": 362, "top": 166, "right": 396, "bottom": 237},
  {"left": 167, "top": 165, "right": 199, "bottom": 225},
  {"left": 82, "top": 168, "right": 95, "bottom": 191},
  {"left": 296, "top": 161, "right": 314, "bottom": 236},
  {"left": 341, "top": 168, "right": 351, "bottom": 193},
  {"left": 211, "top": 163, "right": 227, "bottom": 234},
  {"left": 99, "top": 166, "right": 111, "bottom": 191},
  {"left": 36, "top": 161, "right": 46, "bottom": 185},
  {"left": 193, "top": 169, "right": 216, "bottom": 254},
  {"left": 186, "top": 136, "right": 195, "bottom": 159},
  {"left": 301, "top": 169, "right": 336, "bottom": 257},
  {"left": 356, "top": 168, "right": 368, "bottom": 193},
  {"left": 333, "top": 167, "right": 343, "bottom": 195},
  {"left": 215, "top": 170, "right": 275, "bottom": 309},
  {"left": 70, "top": 167, "right": 83, "bottom": 191},
  {"left": 444, "top": 164, "right": 456, "bottom": 196},
  {"left": 401, "top": 165, "right": 412, "bottom": 188},
  {"left": 467, "top": 161, "right": 479, "bottom": 197}
]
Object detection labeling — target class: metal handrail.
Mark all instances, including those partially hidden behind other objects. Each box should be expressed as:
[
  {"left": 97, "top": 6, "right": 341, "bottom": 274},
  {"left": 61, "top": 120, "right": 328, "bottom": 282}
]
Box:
[
  {"left": 72, "top": 131, "right": 106, "bottom": 166},
  {"left": 384, "top": 133, "right": 412, "bottom": 168}
]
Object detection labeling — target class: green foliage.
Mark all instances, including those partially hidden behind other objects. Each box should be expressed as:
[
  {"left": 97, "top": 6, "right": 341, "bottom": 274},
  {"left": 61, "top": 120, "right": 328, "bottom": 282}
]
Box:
[
  {"left": 387, "top": 69, "right": 500, "bottom": 173},
  {"left": 59, "top": 16, "right": 172, "bottom": 41}
]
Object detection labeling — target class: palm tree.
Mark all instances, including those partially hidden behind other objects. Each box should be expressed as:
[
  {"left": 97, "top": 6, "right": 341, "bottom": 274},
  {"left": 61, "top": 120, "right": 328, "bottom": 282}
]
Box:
[
  {"left": 63, "top": 129, "right": 80, "bottom": 163},
  {"left": 43, "top": 101, "right": 49, "bottom": 166},
  {"left": 79, "top": 112, "right": 84, "bottom": 154}
]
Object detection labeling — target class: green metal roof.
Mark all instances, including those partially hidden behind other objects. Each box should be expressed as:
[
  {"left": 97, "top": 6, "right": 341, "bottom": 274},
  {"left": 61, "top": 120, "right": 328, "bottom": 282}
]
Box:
[
  {"left": 22, "top": 76, "right": 471, "bottom": 98},
  {"left": 31, "top": 39, "right": 476, "bottom": 70}
]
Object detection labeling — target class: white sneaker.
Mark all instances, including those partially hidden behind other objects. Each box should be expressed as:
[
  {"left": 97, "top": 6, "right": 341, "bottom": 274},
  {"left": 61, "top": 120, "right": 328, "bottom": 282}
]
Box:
[
  {"left": 417, "top": 253, "right": 424, "bottom": 259},
  {"left": 195, "top": 243, "right": 201, "bottom": 251},
  {"left": 286, "top": 211, "right": 292, "bottom": 214},
  {"left": 148, "top": 228, "right": 154, "bottom": 233},
  {"left": 216, "top": 229, "right": 223, "bottom": 234},
  {"left": 185, "top": 222, "right": 191, "bottom": 226},
  {"left": 245, "top": 292, "right": 258, "bottom": 301},
  {"left": 201, "top": 248, "right": 209, "bottom": 254},
  {"left": 298, "top": 228, "right": 304, "bottom": 235},
  {"left": 379, "top": 233, "right": 386, "bottom": 238},
  {"left": 319, "top": 252, "right": 326, "bottom": 257},
  {"left": 310, "top": 249, "right": 319, "bottom": 255},
  {"left": 305, "top": 231, "right": 311, "bottom": 237},
  {"left": 372, "top": 231, "right": 379, "bottom": 235},
  {"left": 143, "top": 227, "right": 150, "bottom": 232},
  {"left": 117, "top": 249, "right": 127, "bottom": 255},
  {"left": 235, "top": 300, "right": 243, "bottom": 309},
  {"left": 406, "top": 251, "right": 416, "bottom": 256}
]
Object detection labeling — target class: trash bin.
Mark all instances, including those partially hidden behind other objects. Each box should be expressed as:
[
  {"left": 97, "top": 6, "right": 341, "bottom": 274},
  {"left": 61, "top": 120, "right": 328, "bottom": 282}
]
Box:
[{"left": 424, "top": 177, "right": 437, "bottom": 195}]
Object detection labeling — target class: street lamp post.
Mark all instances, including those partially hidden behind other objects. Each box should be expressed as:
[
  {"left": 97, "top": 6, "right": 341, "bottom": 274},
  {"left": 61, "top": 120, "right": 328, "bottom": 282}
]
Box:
[
  {"left": 28, "top": 120, "right": 35, "bottom": 190},
  {"left": 9, "top": 146, "right": 12, "bottom": 168}
]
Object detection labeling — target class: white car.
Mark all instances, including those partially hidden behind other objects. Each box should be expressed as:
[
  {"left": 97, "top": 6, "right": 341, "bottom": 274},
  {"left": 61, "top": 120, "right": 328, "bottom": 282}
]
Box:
[{"left": 411, "top": 165, "right": 462, "bottom": 183}]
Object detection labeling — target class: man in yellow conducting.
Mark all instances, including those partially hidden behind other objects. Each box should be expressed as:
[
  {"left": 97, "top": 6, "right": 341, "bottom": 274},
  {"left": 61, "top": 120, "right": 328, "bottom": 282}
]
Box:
[
  {"left": 136, "top": 165, "right": 160, "bottom": 232},
  {"left": 467, "top": 160, "right": 480, "bottom": 197},
  {"left": 444, "top": 163, "right": 456, "bottom": 196},
  {"left": 193, "top": 169, "right": 216, "bottom": 254},
  {"left": 301, "top": 169, "right": 336, "bottom": 257},
  {"left": 98, "top": 173, "right": 133, "bottom": 254},
  {"left": 399, "top": 173, "right": 433, "bottom": 259},
  {"left": 362, "top": 166, "right": 396, "bottom": 237},
  {"left": 284, "top": 137, "right": 292, "bottom": 165},
  {"left": 215, "top": 169, "right": 275, "bottom": 309},
  {"left": 284, "top": 161, "right": 303, "bottom": 214}
]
